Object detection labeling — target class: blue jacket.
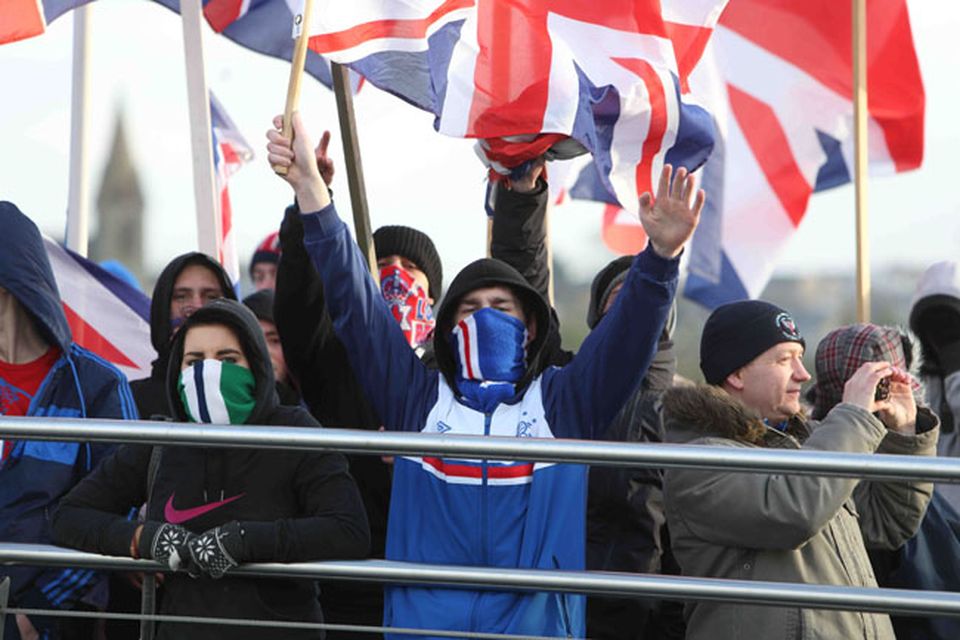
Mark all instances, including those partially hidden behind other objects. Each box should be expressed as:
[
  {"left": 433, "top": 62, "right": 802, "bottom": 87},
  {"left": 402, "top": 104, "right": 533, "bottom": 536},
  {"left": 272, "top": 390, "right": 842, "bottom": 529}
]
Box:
[
  {"left": 301, "top": 202, "right": 677, "bottom": 639},
  {"left": 0, "top": 201, "right": 138, "bottom": 618}
]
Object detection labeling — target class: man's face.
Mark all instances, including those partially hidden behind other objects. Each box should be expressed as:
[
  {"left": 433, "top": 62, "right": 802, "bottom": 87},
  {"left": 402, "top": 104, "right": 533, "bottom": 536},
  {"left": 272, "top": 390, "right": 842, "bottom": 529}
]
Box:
[
  {"left": 258, "top": 319, "right": 289, "bottom": 383},
  {"left": 378, "top": 254, "right": 431, "bottom": 303},
  {"left": 727, "top": 342, "right": 811, "bottom": 423},
  {"left": 251, "top": 263, "right": 277, "bottom": 291},
  {"left": 453, "top": 286, "right": 535, "bottom": 343},
  {"left": 170, "top": 265, "right": 224, "bottom": 324}
]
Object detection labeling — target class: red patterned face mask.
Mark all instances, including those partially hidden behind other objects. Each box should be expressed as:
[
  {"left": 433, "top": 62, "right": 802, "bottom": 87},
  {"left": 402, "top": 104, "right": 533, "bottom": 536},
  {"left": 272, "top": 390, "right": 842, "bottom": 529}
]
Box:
[{"left": 379, "top": 265, "right": 435, "bottom": 349}]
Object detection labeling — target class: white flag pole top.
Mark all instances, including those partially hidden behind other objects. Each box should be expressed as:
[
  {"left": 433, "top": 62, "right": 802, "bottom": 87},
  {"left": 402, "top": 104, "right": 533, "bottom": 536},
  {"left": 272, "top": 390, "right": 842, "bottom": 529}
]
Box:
[
  {"left": 853, "top": 0, "right": 870, "bottom": 322},
  {"left": 181, "top": 0, "right": 220, "bottom": 259},
  {"left": 66, "top": 6, "right": 91, "bottom": 257}
]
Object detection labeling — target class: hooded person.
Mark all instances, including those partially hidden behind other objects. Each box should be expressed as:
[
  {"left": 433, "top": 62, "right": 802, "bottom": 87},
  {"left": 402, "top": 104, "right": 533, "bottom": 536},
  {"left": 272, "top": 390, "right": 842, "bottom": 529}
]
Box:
[
  {"left": 268, "top": 114, "right": 701, "bottom": 639},
  {"left": 52, "top": 298, "right": 370, "bottom": 640},
  {"left": 0, "top": 201, "right": 139, "bottom": 640},
  {"left": 131, "top": 252, "right": 236, "bottom": 419},
  {"left": 661, "top": 302, "right": 939, "bottom": 640},
  {"left": 273, "top": 204, "right": 442, "bottom": 638}
]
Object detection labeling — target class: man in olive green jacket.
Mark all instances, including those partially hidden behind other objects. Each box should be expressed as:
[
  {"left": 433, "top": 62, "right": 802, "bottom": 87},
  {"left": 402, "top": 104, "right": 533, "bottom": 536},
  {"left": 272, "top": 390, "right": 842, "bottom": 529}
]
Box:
[{"left": 662, "top": 301, "right": 938, "bottom": 640}]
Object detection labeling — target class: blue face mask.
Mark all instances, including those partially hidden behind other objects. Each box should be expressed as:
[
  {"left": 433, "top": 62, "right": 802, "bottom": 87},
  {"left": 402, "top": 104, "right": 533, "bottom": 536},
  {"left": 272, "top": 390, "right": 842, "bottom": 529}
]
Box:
[{"left": 449, "top": 307, "right": 528, "bottom": 411}]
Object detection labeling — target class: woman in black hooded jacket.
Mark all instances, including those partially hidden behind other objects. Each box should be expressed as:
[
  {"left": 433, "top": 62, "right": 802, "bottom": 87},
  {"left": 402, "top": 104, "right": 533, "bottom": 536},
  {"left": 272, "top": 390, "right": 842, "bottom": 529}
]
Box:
[{"left": 52, "top": 299, "right": 370, "bottom": 639}]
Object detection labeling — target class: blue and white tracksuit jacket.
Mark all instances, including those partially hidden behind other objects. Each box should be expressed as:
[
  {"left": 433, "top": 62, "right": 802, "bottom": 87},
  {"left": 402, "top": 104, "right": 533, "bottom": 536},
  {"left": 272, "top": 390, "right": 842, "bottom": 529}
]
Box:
[
  {"left": 302, "top": 202, "right": 678, "bottom": 639},
  {"left": 0, "top": 202, "right": 138, "bottom": 629}
]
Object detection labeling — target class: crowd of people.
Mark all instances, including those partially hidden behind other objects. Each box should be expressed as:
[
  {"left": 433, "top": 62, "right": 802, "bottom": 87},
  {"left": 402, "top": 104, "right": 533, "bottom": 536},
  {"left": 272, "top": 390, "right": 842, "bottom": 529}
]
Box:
[{"left": 1, "top": 112, "right": 958, "bottom": 640}]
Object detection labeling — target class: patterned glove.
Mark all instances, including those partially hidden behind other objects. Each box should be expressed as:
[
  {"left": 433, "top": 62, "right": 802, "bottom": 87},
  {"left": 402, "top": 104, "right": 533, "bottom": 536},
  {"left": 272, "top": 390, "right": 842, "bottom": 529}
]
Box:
[
  {"left": 186, "top": 521, "right": 245, "bottom": 579},
  {"left": 143, "top": 523, "right": 195, "bottom": 572}
]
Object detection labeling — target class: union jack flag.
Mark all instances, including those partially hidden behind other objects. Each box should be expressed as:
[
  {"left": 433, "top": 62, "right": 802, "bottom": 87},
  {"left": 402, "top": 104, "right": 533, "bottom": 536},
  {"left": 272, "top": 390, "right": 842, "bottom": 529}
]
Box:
[
  {"left": 300, "top": 0, "right": 726, "bottom": 215},
  {"left": 210, "top": 91, "right": 253, "bottom": 292},
  {"left": 150, "top": 0, "right": 363, "bottom": 89},
  {"left": 683, "top": 0, "right": 925, "bottom": 308},
  {"left": 43, "top": 238, "right": 154, "bottom": 381}
]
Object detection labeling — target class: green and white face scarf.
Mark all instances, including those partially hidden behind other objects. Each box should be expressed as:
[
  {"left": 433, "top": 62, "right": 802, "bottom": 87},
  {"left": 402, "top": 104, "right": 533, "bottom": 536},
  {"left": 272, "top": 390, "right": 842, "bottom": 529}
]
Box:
[{"left": 178, "top": 359, "right": 256, "bottom": 425}]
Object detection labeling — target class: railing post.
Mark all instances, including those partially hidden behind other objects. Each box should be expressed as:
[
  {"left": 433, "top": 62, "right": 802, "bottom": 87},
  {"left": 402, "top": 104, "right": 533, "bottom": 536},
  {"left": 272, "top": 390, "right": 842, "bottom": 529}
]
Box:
[{"left": 0, "top": 575, "right": 10, "bottom": 640}]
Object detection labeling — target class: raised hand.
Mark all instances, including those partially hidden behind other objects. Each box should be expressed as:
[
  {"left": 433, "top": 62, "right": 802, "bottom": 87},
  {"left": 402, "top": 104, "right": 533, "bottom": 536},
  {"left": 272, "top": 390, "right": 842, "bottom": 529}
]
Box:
[
  {"left": 876, "top": 368, "right": 918, "bottom": 435},
  {"left": 266, "top": 112, "right": 330, "bottom": 212},
  {"left": 841, "top": 361, "right": 895, "bottom": 415},
  {"left": 639, "top": 164, "right": 705, "bottom": 259},
  {"left": 316, "top": 130, "right": 335, "bottom": 187}
]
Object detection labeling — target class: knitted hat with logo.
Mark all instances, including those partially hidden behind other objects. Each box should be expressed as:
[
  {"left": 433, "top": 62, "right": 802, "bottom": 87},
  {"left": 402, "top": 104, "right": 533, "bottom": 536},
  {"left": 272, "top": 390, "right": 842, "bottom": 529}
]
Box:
[{"left": 700, "top": 300, "right": 805, "bottom": 385}]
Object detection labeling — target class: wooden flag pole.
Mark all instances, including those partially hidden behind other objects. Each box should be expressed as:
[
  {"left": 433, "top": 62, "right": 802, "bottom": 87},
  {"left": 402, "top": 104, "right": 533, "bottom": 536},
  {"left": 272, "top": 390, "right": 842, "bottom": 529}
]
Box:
[
  {"left": 332, "top": 62, "right": 379, "bottom": 284},
  {"left": 66, "top": 6, "right": 91, "bottom": 257},
  {"left": 853, "top": 0, "right": 870, "bottom": 322},
  {"left": 180, "top": 0, "right": 219, "bottom": 259},
  {"left": 273, "top": 0, "right": 315, "bottom": 176}
]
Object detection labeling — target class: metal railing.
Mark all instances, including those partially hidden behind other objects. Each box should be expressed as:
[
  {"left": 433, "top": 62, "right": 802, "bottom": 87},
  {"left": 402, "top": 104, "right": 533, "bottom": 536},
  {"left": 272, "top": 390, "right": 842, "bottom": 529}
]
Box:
[
  {"left": 3, "top": 415, "right": 960, "bottom": 482},
  {"left": 2, "top": 543, "right": 960, "bottom": 619},
  {"left": 3, "top": 414, "right": 960, "bottom": 636}
]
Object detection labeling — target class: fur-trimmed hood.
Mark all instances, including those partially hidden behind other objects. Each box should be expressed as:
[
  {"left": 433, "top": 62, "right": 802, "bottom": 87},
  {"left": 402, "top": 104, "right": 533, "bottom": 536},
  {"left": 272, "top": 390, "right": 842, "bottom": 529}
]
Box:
[{"left": 662, "top": 384, "right": 809, "bottom": 447}]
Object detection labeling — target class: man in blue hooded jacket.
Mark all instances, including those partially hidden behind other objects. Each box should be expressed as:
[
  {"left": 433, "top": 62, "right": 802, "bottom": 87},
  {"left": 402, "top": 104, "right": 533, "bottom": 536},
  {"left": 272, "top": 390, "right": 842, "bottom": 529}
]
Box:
[
  {"left": 0, "top": 201, "right": 138, "bottom": 639},
  {"left": 268, "top": 115, "right": 704, "bottom": 639}
]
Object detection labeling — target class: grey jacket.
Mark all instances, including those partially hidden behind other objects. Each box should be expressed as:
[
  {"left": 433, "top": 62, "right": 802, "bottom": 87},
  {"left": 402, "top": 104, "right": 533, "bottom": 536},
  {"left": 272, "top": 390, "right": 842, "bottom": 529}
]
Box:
[{"left": 662, "top": 385, "right": 938, "bottom": 640}]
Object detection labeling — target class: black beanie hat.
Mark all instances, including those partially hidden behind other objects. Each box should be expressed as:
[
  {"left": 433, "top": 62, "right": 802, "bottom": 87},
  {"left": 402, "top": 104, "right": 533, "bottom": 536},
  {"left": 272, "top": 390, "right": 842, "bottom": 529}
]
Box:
[
  {"left": 242, "top": 289, "right": 275, "bottom": 325},
  {"left": 700, "top": 300, "right": 805, "bottom": 385},
  {"left": 373, "top": 225, "right": 443, "bottom": 299},
  {"left": 587, "top": 255, "right": 634, "bottom": 329}
]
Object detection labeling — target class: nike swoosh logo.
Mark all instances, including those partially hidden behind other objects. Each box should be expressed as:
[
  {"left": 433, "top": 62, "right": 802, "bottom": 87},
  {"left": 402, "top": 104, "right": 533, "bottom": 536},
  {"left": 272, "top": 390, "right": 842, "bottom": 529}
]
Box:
[{"left": 164, "top": 492, "right": 245, "bottom": 524}]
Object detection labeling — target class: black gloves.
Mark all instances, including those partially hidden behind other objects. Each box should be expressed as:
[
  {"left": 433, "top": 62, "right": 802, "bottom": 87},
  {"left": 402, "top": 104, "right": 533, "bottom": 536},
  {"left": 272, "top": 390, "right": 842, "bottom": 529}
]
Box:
[
  {"left": 140, "top": 521, "right": 245, "bottom": 579},
  {"left": 184, "top": 521, "right": 246, "bottom": 579},
  {"left": 140, "top": 523, "right": 195, "bottom": 571}
]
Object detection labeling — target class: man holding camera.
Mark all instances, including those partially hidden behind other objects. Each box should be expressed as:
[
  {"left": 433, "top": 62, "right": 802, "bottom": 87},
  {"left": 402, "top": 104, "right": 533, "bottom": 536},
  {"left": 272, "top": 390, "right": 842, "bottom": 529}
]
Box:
[{"left": 661, "top": 300, "right": 939, "bottom": 640}]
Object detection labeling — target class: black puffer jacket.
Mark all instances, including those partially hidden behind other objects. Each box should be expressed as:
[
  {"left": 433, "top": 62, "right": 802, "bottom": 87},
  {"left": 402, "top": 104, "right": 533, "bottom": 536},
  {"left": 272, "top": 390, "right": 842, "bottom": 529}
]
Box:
[
  {"left": 53, "top": 299, "right": 370, "bottom": 640},
  {"left": 130, "top": 253, "right": 236, "bottom": 419}
]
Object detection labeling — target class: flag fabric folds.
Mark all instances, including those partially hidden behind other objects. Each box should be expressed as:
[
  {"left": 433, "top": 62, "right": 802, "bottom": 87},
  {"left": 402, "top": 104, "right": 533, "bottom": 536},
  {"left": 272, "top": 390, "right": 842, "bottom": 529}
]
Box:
[
  {"left": 683, "top": 0, "right": 925, "bottom": 308},
  {"left": 210, "top": 91, "right": 253, "bottom": 292},
  {"left": 151, "top": 0, "right": 347, "bottom": 88},
  {"left": 301, "top": 0, "right": 727, "bottom": 215},
  {"left": 43, "top": 237, "right": 154, "bottom": 381},
  {"left": 0, "top": 0, "right": 91, "bottom": 45}
]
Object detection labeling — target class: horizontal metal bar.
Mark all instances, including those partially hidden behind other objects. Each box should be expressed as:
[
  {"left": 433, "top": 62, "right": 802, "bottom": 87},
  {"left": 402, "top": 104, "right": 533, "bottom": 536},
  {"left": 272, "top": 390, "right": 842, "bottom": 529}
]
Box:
[
  {"left": 3, "top": 607, "right": 561, "bottom": 640},
  {"left": 2, "top": 544, "right": 960, "bottom": 618},
  {"left": 2, "top": 415, "right": 959, "bottom": 482}
]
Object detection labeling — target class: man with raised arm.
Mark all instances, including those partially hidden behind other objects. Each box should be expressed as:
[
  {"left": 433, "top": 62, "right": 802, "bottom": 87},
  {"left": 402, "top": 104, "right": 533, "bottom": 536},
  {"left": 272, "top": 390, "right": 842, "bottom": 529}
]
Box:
[{"left": 267, "top": 113, "right": 703, "bottom": 639}]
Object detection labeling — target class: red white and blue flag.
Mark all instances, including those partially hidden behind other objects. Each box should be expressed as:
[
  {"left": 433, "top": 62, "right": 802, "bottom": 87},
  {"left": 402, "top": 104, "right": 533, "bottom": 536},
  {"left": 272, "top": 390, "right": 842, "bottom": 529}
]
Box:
[
  {"left": 43, "top": 238, "right": 154, "bottom": 381},
  {"left": 683, "top": 0, "right": 925, "bottom": 308},
  {"left": 210, "top": 91, "right": 253, "bottom": 292},
  {"left": 0, "top": 0, "right": 91, "bottom": 45},
  {"left": 301, "top": 0, "right": 726, "bottom": 215},
  {"left": 150, "top": 0, "right": 362, "bottom": 90}
]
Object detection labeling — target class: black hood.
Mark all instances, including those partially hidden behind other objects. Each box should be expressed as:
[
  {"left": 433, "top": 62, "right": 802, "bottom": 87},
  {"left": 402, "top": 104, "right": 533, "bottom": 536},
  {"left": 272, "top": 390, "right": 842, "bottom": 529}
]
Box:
[
  {"left": 433, "top": 258, "right": 552, "bottom": 393},
  {"left": 149, "top": 252, "right": 236, "bottom": 355},
  {"left": 0, "top": 201, "right": 71, "bottom": 351},
  {"left": 165, "top": 298, "right": 278, "bottom": 425},
  {"left": 587, "top": 255, "right": 633, "bottom": 330}
]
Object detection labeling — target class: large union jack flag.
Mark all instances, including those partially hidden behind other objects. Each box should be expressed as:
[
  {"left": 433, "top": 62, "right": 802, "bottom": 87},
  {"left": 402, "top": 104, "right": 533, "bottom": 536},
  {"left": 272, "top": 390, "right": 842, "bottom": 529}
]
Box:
[
  {"left": 683, "top": 0, "right": 925, "bottom": 308},
  {"left": 43, "top": 238, "right": 154, "bottom": 382},
  {"left": 301, "top": 0, "right": 726, "bottom": 215},
  {"left": 210, "top": 91, "right": 253, "bottom": 293}
]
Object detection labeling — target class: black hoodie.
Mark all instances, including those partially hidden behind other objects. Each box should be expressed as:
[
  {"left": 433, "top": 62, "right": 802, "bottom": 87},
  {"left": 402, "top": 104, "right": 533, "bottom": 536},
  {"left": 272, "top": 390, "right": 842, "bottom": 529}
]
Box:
[
  {"left": 53, "top": 299, "right": 370, "bottom": 640},
  {"left": 130, "top": 253, "right": 236, "bottom": 420}
]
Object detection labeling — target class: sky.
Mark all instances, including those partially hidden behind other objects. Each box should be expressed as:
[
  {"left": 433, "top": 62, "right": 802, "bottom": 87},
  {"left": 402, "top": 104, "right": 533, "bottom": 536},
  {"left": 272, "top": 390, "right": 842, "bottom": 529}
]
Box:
[{"left": 0, "top": 0, "right": 958, "bottom": 291}]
